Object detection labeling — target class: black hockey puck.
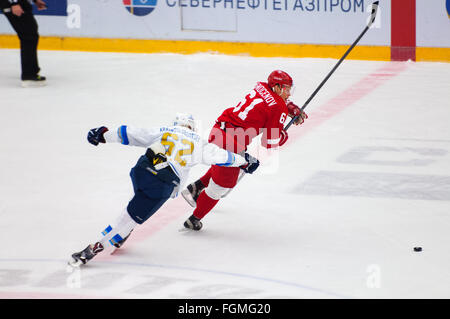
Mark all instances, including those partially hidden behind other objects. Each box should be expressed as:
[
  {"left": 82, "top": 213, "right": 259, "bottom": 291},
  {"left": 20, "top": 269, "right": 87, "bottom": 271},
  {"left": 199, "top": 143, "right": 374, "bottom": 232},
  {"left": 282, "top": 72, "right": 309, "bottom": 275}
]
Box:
[{"left": 413, "top": 247, "right": 422, "bottom": 252}]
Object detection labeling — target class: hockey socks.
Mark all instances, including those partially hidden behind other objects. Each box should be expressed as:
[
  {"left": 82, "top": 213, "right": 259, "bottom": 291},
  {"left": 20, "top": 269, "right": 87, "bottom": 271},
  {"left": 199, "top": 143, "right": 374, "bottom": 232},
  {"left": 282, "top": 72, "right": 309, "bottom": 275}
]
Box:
[
  {"left": 199, "top": 167, "right": 212, "bottom": 187},
  {"left": 99, "top": 208, "right": 138, "bottom": 248},
  {"left": 193, "top": 191, "right": 219, "bottom": 220}
]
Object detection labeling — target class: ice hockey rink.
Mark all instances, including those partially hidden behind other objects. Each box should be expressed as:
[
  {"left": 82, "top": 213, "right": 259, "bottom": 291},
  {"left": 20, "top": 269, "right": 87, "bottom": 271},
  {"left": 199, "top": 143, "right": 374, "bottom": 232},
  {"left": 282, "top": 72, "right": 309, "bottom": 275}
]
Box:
[{"left": 0, "top": 49, "right": 449, "bottom": 299}]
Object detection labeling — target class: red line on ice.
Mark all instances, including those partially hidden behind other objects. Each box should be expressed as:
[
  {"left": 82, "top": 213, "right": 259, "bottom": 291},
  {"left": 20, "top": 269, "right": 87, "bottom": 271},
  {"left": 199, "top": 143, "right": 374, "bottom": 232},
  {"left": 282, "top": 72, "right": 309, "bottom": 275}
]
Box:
[{"left": 284, "top": 62, "right": 408, "bottom": 145}]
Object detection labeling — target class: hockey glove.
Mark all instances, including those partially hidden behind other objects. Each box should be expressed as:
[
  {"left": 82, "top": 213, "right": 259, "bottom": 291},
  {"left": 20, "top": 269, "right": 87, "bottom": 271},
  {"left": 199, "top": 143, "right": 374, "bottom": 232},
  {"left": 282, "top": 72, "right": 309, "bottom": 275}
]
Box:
[
  {"left": 279, "top": 130, "right": 288, "bottom": 147},
  {"left": 87, "top": 126, "right": 108, "bottom": 146},
  {"left": 287, "top": 101, "right": 308, "bottom": 125},
  {"left": 241, "top": 153, "right": 260, "bottom": 174},
  {"left": 145, "top": 147, "right": 168, "bottom": 166}
]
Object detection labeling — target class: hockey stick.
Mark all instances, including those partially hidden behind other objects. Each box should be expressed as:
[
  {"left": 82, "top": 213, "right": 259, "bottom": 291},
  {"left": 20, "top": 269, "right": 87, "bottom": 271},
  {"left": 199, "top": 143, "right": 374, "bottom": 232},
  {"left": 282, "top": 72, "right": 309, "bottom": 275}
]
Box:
[
  {"left": 221, "top": 2, "right": 379, "bottom": 199},
  {"left": 284, "top": 1, "right": 379, "bottom": 131}
]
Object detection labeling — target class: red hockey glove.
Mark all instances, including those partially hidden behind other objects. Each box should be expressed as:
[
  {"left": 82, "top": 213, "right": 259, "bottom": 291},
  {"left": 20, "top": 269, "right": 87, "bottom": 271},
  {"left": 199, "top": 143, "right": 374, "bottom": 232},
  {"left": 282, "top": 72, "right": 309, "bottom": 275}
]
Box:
[
  {"left": 287, "top": 101, "right": 308, "bottom": 125},
  {"left": 279, "top": 130, "right": 288, "bottom": 147}
]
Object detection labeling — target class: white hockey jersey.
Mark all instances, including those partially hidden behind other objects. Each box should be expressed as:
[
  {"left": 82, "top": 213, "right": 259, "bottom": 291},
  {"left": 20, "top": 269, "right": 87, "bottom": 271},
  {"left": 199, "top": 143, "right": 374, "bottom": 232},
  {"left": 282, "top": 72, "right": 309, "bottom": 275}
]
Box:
[{"left": 104, "top": 125, "right": 247, "bottom": 197}]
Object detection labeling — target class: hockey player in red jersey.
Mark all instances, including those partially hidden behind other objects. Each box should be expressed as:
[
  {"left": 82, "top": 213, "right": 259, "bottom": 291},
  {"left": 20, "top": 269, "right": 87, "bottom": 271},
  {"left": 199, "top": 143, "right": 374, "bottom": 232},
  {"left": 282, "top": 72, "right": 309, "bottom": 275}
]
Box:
[{"left": 181, "top": 70, "right": 308, "bottom": 231}]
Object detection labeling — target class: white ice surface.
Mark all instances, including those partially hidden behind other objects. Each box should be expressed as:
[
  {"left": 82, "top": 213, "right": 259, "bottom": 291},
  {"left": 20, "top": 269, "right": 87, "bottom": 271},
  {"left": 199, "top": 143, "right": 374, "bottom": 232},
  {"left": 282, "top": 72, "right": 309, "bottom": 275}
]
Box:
[{"left": 0, "top": 49, "right": 449, "bottom": 299}]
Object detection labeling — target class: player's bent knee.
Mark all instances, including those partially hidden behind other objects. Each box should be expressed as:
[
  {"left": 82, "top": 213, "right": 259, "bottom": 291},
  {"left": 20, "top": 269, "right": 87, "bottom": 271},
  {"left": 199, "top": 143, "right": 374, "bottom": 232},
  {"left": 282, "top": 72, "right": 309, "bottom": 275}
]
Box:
[{"left": 204, "top": 179, "right": 231, "bottom": 200}]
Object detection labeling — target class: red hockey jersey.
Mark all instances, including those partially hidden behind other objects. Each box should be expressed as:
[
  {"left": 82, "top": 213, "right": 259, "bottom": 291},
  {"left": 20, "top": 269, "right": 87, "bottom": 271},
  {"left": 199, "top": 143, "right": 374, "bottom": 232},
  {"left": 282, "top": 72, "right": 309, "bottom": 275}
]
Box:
[{"left": 216, "top": 82, "right": 289, "bottom": 149}]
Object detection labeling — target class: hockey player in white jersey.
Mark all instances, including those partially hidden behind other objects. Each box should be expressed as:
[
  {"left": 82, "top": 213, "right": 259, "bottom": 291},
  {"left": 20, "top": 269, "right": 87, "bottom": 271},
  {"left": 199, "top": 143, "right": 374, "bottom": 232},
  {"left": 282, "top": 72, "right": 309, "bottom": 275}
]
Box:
[{"left": 69, "top": 113, "right": 259, "bottom": 267}]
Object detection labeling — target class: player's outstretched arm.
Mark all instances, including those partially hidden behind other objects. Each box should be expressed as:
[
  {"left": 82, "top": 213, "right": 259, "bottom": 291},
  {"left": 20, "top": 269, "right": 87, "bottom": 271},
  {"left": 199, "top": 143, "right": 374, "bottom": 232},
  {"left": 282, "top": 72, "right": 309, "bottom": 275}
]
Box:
[
  {"left": 202, "top": 143, "right": 260, "bottom": 174},
  {"left": 87, "top": 125, "right": 161, "bottom": 147}
]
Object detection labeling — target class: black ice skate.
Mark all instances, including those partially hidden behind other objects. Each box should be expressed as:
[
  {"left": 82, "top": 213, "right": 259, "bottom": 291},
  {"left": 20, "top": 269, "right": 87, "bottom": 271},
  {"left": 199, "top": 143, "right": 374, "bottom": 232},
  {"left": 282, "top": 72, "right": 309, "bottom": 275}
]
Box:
[
  {"left": 69, "top": 242, "right": 104, "bottom": 267},
  {"left": 21, "top": 74, "right": 46, "bottom": 88},
  {"left": 181, "top": 179, "right": 205, "bottom": 207},
  {"left": 183, "top": 214, "right": 203, "bottom": 231}
]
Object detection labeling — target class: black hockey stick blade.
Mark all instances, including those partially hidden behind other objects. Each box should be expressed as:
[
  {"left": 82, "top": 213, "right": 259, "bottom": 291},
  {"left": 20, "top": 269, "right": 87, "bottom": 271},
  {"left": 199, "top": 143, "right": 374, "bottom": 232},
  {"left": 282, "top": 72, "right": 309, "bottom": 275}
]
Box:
[{"left": 284, "top": 1, "right": 380, "bottom": 132}]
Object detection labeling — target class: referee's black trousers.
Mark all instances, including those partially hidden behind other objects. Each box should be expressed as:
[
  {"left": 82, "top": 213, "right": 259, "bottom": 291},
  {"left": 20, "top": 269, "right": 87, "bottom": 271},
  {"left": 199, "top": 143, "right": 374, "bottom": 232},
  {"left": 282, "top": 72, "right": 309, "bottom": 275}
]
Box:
[{"left": 4, "top": 6, "right": 40, "bottom": 80}]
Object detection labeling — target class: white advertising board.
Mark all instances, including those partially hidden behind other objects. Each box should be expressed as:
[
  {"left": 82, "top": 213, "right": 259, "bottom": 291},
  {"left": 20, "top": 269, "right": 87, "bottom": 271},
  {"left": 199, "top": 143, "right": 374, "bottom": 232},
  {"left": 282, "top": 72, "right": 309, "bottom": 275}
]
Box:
[
  {"left": 416, "top": 0, "right": 450, "bottom": 48},
  {"left": 1, "top": 0, "right": 390, "bottom": 46}
]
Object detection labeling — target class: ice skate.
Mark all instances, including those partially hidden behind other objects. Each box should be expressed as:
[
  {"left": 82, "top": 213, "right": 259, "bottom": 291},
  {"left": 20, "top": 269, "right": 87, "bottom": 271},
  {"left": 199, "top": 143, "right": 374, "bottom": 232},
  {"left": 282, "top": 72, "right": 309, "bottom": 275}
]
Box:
[
  {"left": 181, "top": 180, "right": 205, "bottom": 207},
  {"left": 69, "top": 242, "right": 104, "bottom": 267},
  {"left": 21, "top": 74, "right": 46, "bottom": 88},
  {"left": 183, "top": 214, "right": 203, "bottom": 231}
]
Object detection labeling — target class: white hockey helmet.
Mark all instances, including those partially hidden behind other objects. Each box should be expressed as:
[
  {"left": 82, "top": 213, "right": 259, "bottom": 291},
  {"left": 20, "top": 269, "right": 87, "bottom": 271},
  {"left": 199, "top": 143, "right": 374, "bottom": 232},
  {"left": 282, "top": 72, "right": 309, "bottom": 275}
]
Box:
[{"left": 173, "top": 113, "right": 196, "bottom": 131}]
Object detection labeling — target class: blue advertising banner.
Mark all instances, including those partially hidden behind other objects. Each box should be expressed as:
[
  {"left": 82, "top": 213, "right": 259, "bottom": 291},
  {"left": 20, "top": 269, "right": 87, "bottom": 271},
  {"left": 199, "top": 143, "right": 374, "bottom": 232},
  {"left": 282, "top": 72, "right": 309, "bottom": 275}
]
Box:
[
  {"left": 32, "top": 0, "right": 67, "bottom": 16},
  {"left": 0, "top": 0, "right": 67, "bottom": 16}
]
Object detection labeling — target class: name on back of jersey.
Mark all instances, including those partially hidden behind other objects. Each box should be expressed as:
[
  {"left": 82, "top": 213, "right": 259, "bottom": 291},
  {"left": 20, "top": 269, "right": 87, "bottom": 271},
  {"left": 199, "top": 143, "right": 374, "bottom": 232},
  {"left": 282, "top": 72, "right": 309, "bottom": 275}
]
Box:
[
  {"left": 160, "top": 126, "right": 200, "bottom": 142},
  {"left": 255, "top": 83, "right": 277, "bottom": 107}
]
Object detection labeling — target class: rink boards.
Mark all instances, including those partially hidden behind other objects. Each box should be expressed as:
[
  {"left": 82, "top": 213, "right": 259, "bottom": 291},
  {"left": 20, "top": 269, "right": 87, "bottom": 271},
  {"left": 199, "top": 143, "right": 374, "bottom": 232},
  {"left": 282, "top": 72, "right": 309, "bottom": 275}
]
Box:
[{"left": 0, "top": 0, "right": 449, "bottom": 62}]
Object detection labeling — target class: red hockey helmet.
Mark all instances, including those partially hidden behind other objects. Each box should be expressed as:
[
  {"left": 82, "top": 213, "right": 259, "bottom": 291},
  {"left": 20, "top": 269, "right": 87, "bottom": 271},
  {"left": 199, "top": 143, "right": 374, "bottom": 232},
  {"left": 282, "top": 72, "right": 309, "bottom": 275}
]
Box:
[{"left": 267, "top": 70, "right": 293, "bottom": 88}]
